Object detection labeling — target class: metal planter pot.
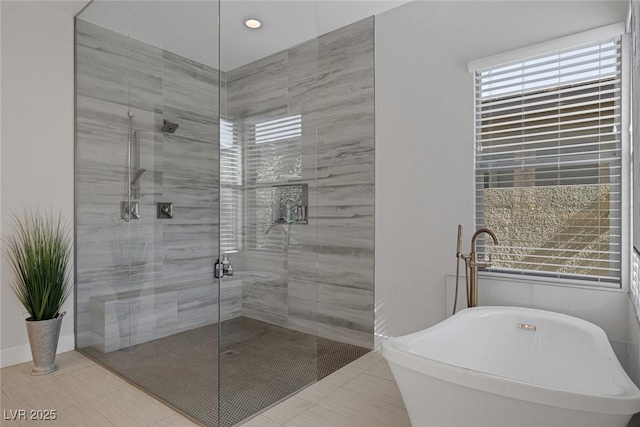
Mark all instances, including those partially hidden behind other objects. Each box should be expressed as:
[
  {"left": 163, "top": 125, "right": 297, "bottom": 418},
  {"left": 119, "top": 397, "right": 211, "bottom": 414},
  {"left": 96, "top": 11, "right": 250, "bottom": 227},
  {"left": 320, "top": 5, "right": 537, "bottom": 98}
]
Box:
[{"left": 25, "top": 312, "right": 65, "bottom": 375}]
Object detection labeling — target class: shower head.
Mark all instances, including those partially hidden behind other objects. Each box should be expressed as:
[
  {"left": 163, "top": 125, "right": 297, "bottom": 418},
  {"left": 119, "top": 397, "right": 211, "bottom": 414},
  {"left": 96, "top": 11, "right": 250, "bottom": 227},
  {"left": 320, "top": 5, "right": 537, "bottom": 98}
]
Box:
[
  {"left": 130, "top": 169, "right": 146, "bottom": 187},
  {"left": 161, "top": 119, "right": 179, "bottom": 134}
]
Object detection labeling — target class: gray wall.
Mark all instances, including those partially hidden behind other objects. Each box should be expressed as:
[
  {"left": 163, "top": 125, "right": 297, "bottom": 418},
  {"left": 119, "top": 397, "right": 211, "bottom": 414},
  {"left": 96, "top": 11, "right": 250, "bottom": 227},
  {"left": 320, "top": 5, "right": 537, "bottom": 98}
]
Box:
[
  {"left": 1, "top": 1, "right": 77, "bottom": 365},
  {"left": 227, "top": 17, "right": 375, "bottom": 349},
  {"left": 75, "top": 20, "right": 236, "bottom": 350}
]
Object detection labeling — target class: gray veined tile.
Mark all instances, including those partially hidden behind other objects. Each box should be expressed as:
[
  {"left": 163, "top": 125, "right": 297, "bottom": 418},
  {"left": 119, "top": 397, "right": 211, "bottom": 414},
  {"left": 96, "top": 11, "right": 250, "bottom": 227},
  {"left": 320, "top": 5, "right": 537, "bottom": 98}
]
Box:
[
  {"left": 226, "top": 51, "right": 289, "bottom": 119},
  {"left": 317, "top": 284, "right": 373, "bottom": 313},
  {"left": 317, "top": 183, "right": 374, "bottom": 207},
  {"left": 77, "top": 14, "right": 375, "bottom": 356},
  {"left": 317, "top": 17, "right": 374, "bottom": 78},
  {"left": 128, "top": 292, "right": 178, "bottom": 346},
  {"left": 161, "top": 106, "right": 219, "bottom": 143},
  {"left": 162, "top": 50, "right": 220, "bottom": 117},
  {"left": 177, "top": 284, "right": 219, "bottom": 332},
  {"left": 316, "top": 250, "right": 374, "bottom": 289},
  {"left": 308, "top": 72, "right": 374, "bottom": 115},
  {"left": 315, "top": 226, "right": 374, "bottom": 251},
  {"left": 316, "top": 323, "right": 374, "bottom": 350},
  {"left": 227, "top": 50, "right": 288, "bottom": 83},
  {"left": 317, "top": 301, "right": 374, "bottom": 334},
  {"left": 76, "top": 20, "right": 163, "bottom": 113}
]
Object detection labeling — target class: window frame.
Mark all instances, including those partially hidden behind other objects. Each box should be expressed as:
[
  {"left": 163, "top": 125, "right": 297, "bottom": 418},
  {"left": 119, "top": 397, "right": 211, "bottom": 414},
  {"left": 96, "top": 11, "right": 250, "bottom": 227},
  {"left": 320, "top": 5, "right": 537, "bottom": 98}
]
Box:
[
  {"left": 242, "top": 114, "right": 304, "bottom": 253},
  {"left": 469, "top": 27, "right": 631, "bottom": 290}
]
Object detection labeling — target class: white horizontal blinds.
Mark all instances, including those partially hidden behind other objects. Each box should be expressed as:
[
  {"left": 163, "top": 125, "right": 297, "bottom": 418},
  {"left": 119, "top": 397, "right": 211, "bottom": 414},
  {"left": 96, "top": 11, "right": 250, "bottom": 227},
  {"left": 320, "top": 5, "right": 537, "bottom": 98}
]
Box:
[
  {"left": 254, "top": 115, "right": 303, "bottom": 144},
  {"left": 475, "top": 37, "right": 623, "bottom": 283},
  {"left": 220, "top": 119, "right": 242, "bottom": 252},
  {"left": 245, "top": 115, "right": 302, "bottom": 250}
]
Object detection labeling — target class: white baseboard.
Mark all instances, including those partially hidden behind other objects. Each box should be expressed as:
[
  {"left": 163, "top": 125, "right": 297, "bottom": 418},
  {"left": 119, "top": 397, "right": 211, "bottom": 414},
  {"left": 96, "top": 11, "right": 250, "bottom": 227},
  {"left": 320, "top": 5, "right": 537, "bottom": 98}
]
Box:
[{"left": 0, "top": 334, "right": 74, "bottom": 368}]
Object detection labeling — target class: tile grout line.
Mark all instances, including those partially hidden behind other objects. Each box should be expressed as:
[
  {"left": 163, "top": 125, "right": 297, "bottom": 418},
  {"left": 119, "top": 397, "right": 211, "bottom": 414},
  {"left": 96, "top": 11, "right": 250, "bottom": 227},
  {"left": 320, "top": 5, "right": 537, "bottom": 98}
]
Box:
[
  {"left": 286, "top": 402, "right": 371, "bottom": 427},
  {"left": 342, "top": 380, "right": 406, "bottom": 409},
  {"left": 3, "top": 389, "right": 20, "bottom": 411},
  {"left": 84, "top": 391, "right": 121, "bottom": 426},
  {"left": 60, "top": 400, "right": 117, "bottom": 427},
  {"left": 311, "top": 366, "right": 406, "bottom": 413},
  {"left": 51, "top": 374, "right": 90, "bottom": 403}
]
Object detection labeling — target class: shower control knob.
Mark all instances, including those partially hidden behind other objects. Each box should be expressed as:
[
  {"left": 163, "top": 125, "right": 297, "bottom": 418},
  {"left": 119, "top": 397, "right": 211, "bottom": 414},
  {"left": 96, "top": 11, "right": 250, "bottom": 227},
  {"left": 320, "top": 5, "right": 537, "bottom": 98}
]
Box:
[{"left": 157, "top": 202, "right": 174, "bottom": 219}]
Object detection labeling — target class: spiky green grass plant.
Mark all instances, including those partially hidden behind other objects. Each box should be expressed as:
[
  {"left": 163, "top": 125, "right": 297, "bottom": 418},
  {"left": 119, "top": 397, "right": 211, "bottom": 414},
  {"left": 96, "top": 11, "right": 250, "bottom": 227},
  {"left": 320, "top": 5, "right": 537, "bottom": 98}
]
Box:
[{"left": 4, "top": 211, "right": 72, "bottom": 321}]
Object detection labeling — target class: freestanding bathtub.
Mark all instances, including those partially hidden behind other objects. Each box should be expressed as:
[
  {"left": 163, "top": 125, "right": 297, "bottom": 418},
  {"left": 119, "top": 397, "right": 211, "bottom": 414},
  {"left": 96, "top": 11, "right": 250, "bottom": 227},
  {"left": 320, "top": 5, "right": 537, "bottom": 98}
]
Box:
[{"left": 381, "top": 306, "right": 640, "bottom": 427}]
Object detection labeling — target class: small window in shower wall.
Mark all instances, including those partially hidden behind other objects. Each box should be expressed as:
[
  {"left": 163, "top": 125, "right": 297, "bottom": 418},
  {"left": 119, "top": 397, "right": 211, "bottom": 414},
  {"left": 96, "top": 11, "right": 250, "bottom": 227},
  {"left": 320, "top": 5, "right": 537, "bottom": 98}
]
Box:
[
  {"left": 221, "top": 119, "right": 242, "bottom": 253},
  {"left": 245, "top": 115, "right": 304, "bottom": 251},
  {"left": 254, "top": 114, "right": 302, "bottom": 144},
  {"left": 473, "top": 35, "right": 625, "bottom": 285}
]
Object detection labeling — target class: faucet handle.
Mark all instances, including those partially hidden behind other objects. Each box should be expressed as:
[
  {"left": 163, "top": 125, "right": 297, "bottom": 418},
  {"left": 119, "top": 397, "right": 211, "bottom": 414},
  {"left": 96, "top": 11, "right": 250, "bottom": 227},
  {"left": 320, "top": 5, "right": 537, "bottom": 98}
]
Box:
[
  {"left": 474, "top": 253, "right": 492, "bottom": 269},
  {"left": 157, "top": 202, "right": 174, "bottom": 219}
]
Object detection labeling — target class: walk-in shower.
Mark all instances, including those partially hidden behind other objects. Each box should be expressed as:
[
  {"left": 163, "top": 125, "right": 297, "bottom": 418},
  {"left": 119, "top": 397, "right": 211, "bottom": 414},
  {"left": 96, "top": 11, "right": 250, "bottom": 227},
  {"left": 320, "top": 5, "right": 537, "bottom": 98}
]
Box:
[{"left": 75, "top": 1, "right": 375, "bottom": 425}]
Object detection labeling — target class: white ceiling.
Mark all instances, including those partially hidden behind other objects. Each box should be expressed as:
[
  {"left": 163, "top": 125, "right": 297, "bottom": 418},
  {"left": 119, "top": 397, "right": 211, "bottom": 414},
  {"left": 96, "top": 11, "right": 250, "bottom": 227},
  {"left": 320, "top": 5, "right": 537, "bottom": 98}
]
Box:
[{"left": 78, "top": 0, "right": 411, "bottom": 72}]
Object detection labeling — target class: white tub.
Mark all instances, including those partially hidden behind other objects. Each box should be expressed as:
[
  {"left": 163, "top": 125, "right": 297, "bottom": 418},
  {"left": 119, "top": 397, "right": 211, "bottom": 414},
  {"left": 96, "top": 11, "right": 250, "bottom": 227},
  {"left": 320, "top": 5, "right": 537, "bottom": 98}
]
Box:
[{"left": 381, "top": 306, "right": 640, "bottom": 427}]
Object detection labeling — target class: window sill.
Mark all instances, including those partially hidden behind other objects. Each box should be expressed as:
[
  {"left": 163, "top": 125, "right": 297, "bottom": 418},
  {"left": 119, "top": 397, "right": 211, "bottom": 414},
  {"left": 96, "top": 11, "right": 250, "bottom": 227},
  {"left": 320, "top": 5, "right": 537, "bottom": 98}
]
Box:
[{"left": 478, "top": 271, "right": 623, "bottom": 292}]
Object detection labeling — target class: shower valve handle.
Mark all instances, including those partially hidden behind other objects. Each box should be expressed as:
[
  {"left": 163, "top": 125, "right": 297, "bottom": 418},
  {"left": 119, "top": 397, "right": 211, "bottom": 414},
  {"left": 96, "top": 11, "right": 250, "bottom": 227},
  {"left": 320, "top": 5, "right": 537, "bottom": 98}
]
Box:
[
  {"left": 158, "top": 202, "right": 174, "bottom": 219},
  {"left": 161, "top": 206, "right": 174, "bottom": 218}
]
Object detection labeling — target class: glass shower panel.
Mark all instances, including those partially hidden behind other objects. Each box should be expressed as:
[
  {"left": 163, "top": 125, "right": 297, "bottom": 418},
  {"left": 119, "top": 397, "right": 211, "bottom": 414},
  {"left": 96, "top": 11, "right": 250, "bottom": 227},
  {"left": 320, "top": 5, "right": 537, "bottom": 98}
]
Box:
[
  {"left": 218, "top": 2, "right": 320, "bottom": 425},
  {"left": 75, "top": 1, "right": 221, "bottom": 425},
  {"left": 76, "top": 1, "right": 375, "bottom": 425},
  {"left": 75, "top": 0, "right": 135, "bottom": 358}
]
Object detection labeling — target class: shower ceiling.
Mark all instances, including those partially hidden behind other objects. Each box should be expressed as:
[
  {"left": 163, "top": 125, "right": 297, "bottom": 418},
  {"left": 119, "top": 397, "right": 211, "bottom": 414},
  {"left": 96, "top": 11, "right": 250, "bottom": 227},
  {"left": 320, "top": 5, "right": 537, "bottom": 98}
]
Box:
[{"left": 77, "top": 0, "right": 410, "bottom": 71}]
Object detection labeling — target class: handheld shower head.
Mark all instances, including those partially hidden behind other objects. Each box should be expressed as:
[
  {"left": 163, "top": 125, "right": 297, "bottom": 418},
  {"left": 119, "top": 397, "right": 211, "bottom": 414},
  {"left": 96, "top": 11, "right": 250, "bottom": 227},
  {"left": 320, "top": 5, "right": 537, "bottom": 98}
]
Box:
[
  {"left": 161, "top": 120, "right": 179, "bottom": 134},
  {"left": 130, "top": 169, "right": 146, "bottom": 188}
]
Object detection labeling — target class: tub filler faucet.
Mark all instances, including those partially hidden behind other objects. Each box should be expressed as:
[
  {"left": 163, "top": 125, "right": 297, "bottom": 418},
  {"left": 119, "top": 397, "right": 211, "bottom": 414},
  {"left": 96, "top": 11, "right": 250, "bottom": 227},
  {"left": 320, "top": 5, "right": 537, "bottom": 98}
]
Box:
[{"left": 453, "top": 226, "right": 499, "bottom": 313}]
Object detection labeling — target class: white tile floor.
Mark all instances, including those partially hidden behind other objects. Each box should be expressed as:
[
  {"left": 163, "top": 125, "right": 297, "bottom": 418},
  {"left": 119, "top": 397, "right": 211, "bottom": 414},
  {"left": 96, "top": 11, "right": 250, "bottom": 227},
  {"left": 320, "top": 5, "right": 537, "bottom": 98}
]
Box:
[
  {"left": 249, "top": 351, "right": 409, "bottom": 427},
  {"left": 0, "top": 350, "right": 406, "bottom": 427},
  {"left": 1, "top": 351, "right": 195, "bottom": 426},
  {"left": 3, "top": 350, "right": 640, "bottom": 427}
]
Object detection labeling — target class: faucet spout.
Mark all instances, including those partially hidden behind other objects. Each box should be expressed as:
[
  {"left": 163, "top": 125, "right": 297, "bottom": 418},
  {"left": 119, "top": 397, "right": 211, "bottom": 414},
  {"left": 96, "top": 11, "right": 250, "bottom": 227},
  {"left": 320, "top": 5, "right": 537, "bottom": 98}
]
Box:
[
  {"left": 467, "top": 227, "right": 499, "bottom": 308},
  {"left": 471, "top": 227, "right": 499, "bottom": 249}
]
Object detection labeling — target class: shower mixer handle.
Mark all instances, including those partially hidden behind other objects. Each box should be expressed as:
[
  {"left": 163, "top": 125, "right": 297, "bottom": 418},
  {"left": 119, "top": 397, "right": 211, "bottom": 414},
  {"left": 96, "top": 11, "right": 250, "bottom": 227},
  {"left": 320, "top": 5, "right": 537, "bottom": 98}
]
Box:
[
  {"left": 121, "top": 201, "right": 140, "bottom": 220},
  {"left": 158, "top": 202, "right": 174, "bottom": 219},
  {"left": 161, "top": 206, "right": 174, "bottom": 218}
]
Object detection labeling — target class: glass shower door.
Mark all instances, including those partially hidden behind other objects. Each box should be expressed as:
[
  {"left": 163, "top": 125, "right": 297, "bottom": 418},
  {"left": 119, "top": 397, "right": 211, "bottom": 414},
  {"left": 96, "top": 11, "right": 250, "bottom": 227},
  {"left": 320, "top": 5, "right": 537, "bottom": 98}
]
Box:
[
  {"left": 218, "top": 2, "right": 320, "bottom": 425},
  {"left": 75, "top": 1, "right": 221, "bottom": 425}
]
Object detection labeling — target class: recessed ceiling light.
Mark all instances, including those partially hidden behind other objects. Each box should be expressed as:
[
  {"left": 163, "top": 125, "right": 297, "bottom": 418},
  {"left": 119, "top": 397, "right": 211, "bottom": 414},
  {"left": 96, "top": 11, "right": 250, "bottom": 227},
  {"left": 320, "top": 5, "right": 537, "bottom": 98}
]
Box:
[{"left": 244, "top": 18, "right": 262, "bottom": 29}]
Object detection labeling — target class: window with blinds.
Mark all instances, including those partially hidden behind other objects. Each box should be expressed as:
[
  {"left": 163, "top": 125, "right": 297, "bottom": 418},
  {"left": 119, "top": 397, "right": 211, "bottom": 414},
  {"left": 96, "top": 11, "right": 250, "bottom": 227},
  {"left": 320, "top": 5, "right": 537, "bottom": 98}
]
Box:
[
  {"left": 474, "top": 37, "right": 622, "bottom": 284},
  {"left": 220, "top": 119, "right": 242, "bottom": 253},
  {"left": 245, "top": 114, "right": 302, "bottom": 250}
]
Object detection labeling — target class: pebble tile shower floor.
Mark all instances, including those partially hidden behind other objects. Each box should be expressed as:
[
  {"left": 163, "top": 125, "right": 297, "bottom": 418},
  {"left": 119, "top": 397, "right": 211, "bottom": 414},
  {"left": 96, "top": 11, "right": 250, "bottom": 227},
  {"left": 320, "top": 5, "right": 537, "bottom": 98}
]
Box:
[{"left": 81, "top": 317, "right": 369, "bottom": 426}]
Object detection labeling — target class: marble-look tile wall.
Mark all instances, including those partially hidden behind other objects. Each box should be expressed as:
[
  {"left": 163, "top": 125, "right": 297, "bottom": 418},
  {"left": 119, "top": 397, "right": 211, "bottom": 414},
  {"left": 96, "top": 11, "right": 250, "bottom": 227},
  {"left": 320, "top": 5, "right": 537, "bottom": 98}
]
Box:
[
  {"left": 226, "top": 18, "right": 375, "bottom": 349},
  {"left": 75, "top": 20, "right": 230, "bottom": 350}
]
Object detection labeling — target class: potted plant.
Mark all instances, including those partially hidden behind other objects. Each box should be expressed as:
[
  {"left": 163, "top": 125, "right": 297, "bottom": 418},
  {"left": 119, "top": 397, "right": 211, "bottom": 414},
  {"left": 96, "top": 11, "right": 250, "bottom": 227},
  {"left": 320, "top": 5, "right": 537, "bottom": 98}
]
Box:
[{"left": 4, "top": 211, "right": 72, "bottom": 375}]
